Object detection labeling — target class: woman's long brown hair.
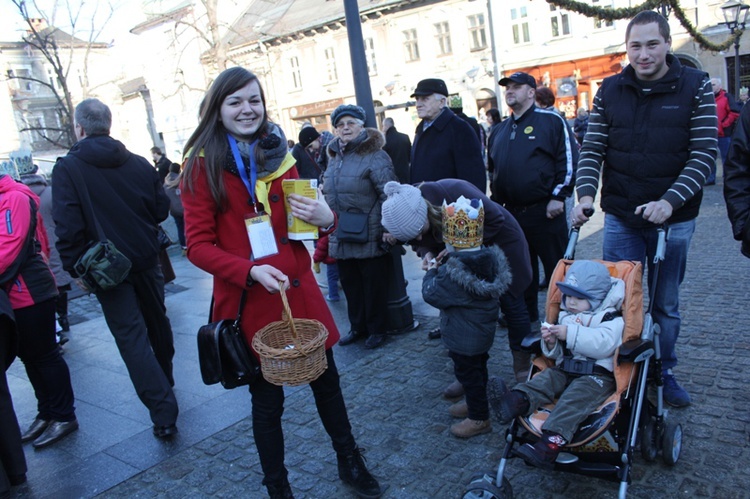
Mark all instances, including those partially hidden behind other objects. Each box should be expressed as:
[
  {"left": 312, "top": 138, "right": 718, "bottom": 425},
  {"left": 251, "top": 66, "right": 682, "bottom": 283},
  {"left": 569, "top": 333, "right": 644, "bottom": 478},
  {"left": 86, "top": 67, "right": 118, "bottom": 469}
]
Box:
[{"left": 181, "top": 67, "right": 269, "bottom": 210}]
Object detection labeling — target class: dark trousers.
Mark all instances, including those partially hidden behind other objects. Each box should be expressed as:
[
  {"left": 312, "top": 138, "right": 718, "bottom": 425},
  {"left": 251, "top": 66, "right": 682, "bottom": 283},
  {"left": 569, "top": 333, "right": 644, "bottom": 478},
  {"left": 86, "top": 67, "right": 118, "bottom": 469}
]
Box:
[
  {"left": 55, "top": 284, "right": 71, "bottom": 321},
  {"left": 337, "top": 255, "right": 390, "bottom": 335},
  {"left": 249, "top": 349, "right": 356, "bottom": 486},
  {"left": 449, "top": 351, "right": 490, "bottom": 421},
  {"left": 16, "top": 299, "right": 76, "bottom": 422},
  {"left": 96, "top": 265, "right": 178, "bottom": 427},
  {"left": 172, "top": 214, "right": 186, "bottom": 248},
  {"left": 0, "top": 319, "right": 26, "bottom": 494},
  {"left": 499, "top": 290, "right": 531, "bottom": 351},
  {"left": 509, "top": 204, "right": 567, "bottom": 323},
  {"left": 517, "top": 367, "right": 615, "bottom": 442}
]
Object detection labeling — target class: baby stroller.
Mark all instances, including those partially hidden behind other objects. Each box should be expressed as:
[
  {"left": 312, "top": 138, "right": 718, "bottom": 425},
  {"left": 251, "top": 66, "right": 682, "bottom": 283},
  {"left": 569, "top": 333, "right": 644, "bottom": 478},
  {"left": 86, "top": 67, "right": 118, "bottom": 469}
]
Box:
[{"left": 463, "top": 227, "right": 682, "bottom": 499}]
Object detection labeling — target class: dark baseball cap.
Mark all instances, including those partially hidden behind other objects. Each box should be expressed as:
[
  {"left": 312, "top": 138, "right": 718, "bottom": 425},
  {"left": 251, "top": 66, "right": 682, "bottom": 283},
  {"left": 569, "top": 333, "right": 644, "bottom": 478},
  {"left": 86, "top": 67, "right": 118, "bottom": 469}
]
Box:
[
  {"left": 410, "top": 78, "right": 449, "bottom": 98},
  {"left": 499, "top": 72, "right": 537, "bottom": 89}
]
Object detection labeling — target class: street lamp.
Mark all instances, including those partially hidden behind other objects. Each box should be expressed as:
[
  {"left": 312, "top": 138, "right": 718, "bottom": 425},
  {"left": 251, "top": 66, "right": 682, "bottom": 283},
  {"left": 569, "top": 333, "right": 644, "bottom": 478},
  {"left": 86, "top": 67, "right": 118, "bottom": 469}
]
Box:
[{"left": 721, "top": 0, "right": 750, "bottom": 98}]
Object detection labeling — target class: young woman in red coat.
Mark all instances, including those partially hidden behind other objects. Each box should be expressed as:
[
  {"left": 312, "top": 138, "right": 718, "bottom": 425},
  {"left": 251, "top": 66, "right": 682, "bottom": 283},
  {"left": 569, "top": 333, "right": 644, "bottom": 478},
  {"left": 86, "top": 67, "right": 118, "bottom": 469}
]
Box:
[{"left": 180, "top": 67, "right": 381, "bottom": 499}]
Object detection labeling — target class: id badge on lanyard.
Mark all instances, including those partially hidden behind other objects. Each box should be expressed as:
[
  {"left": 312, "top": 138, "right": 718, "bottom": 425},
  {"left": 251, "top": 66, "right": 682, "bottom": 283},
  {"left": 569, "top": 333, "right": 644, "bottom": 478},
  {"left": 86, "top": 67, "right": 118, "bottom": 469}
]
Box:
[{"left": 229, "top": 134, "right": 279, "bottom": 260}]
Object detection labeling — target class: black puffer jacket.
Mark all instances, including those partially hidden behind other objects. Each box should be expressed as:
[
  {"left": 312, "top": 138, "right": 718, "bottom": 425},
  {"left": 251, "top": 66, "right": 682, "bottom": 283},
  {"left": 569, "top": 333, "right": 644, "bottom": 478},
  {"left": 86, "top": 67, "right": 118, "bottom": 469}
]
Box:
[
  {"left": 724, "top": 102, "right": 750, "bottom": 258},
  {"left": 422, "top": 245, "right": 511, "bottom": 356}
]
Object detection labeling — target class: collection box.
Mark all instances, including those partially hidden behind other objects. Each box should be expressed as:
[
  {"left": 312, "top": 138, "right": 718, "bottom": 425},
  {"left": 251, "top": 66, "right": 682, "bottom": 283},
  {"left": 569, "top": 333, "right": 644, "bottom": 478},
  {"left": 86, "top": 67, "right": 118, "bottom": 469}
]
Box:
[{"left": 282, "top": 179, "right": 319, "bottom": 240}]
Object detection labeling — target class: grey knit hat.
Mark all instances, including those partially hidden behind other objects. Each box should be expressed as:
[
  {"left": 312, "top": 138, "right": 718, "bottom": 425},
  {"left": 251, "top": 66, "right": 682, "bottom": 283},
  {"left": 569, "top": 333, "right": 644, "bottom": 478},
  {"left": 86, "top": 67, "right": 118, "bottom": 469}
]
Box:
[
  {"left": 557, "top": 260, "right": 612, "bottom": 310},
  {"left": 381, "top": 182, "right": 428, "bottom": 242},
  {"left": 331, "top": 104, "right": 366, "bottom": 127}
]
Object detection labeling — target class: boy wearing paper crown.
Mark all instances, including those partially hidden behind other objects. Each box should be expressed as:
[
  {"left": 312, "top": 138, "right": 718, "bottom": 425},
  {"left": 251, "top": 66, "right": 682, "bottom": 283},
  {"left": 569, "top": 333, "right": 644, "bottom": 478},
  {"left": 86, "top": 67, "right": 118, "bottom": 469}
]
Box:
[{"left": 421, "top": 196, "right": 512, "bottom": 438}]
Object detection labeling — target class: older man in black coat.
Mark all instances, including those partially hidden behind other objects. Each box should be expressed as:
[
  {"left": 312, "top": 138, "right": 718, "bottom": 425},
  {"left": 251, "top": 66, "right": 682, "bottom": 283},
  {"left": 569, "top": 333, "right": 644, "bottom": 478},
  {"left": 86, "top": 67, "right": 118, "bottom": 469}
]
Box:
[{"left": 409, "top": 79, "right": 486, "bottom": 193}]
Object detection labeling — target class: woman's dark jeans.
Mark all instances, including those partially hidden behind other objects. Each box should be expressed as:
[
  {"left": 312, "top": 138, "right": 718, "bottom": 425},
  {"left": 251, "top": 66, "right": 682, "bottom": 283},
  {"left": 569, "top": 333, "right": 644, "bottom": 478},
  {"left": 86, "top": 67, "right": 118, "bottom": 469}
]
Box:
[{"left": 249, "top": 348, "right": 355, "bottom": 486}]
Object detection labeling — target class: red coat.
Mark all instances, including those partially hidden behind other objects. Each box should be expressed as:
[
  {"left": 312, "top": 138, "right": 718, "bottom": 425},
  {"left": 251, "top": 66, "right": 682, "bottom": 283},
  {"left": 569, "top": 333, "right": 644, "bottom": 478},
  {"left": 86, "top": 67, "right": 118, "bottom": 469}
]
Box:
[
  {"left": 312, "top": 234, "right": 336, "bottom": 265},
  {"left": 717, "top": 89, "right": 739, "bottom": 138},
  {"left": 182, "top": 158, "right": 340, "bottom": 354}
]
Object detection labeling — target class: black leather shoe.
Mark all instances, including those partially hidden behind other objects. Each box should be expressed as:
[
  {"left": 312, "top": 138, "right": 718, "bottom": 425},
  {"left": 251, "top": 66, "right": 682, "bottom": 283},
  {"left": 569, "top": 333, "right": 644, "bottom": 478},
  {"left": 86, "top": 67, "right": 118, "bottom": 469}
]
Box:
[
  {"left": 364, "top": 334, "right": 385, "bottom": 349},
  {"left": 427, "top": 327, "right": 441, "bottom": 339},
  {"left": 21, "top": 417, "right": 50, "bottom": 443},
  {"left": 338, "top": 330, "right": 363, "bottom": 346},
  {"left": 266, "top": 478, "right": 294, "bottom": 499},
  {"left": 338, "top": 447, "right": 382, "bottom": 498},
  {"left": 58, "top": 316, "right": 70, "bottom": 332},
  {"left": 32, "top": 419, "right": 79, "bottom": 449},
  {"left": 153, "top": 423, "right": 178, "bottom": 439},
  {"left": 9, "top": 473, "right": 26, "bottom": 486}
]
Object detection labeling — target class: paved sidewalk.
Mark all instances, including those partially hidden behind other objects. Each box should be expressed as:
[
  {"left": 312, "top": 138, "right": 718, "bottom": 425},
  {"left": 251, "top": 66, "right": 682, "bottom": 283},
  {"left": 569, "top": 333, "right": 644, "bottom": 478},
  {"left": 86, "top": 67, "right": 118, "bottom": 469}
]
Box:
[{"left": 6, "top": 183, "right": 750, "bottom": 498}]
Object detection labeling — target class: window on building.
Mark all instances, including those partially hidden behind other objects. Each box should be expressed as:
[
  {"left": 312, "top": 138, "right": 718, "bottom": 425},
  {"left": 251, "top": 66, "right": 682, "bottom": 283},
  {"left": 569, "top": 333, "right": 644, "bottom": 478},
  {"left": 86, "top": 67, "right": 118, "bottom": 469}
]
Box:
[
  {"left": 289, "top": 56, "right": 302, "bottom": 90},
  {"left": 365, "top": 37, "right": 377, "bottom": 76},
  {"left": 511, "top": 6, "right": 530, "bottom": 45},
  {"left": 46, "top": 67, "right": 61, "bottom": 90},
  {"left": 468, "top": 14, "right": 487, "bottom": 51},
  {"left": 592, "top": 0, "right": 614, "bottom": 29},
  {"left": 434, "top": 22, "right": 452, "bottom": 56},
  {"left": 550, "top": 5, "right": 571, "bottom": 38},
  {"left": 324, "top": 48, "right": 338, "bottom": 83},
  {"left": 403, "top": 29, "right": 420, "bottom": 62}
]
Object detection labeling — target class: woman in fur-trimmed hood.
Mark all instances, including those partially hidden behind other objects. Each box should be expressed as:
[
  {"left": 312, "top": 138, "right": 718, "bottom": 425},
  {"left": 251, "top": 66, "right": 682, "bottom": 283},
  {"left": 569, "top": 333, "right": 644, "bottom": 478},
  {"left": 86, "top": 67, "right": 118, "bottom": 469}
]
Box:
[{"left": 322, "top": 105, "right": 398, "bottom": 350}]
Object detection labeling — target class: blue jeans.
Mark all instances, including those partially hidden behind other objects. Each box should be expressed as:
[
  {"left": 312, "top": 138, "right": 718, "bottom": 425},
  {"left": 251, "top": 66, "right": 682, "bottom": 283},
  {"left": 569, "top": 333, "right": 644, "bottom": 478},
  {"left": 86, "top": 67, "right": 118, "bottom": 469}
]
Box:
[
  {"left": 602, "top": 214, "right": 695, "bottom": 370},
  {"left": 326, "top": 262, "right": 340, "bottom": 299},
  {"left": 714, "top": 137, "right": 732, "bottom": 183}
]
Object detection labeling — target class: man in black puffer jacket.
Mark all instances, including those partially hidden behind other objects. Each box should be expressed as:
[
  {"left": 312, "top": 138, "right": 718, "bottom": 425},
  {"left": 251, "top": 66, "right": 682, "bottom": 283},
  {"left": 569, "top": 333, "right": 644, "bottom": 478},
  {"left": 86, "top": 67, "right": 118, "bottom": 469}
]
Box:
[
  {"left": 52, "top": 98, "right": 179, "bottom": 439},
  {"left": 724, "top": 101, "right": 750, "bottom": 258},
  {"left": 571, "top": 11, "right": 718, "bottom": 409}
]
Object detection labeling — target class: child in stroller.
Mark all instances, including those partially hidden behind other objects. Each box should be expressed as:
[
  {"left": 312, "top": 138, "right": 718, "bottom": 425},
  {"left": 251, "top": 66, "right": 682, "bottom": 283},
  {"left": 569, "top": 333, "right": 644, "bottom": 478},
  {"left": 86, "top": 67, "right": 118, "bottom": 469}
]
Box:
[{"left": 488, "top": 260, "right": 625, "bottom": 469}]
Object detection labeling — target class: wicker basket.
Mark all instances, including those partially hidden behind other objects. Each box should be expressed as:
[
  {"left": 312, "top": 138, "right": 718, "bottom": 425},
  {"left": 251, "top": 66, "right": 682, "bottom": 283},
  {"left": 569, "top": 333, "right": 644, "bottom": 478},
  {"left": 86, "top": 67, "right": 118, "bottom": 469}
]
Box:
[{"left": 252, "top": 285, "right": 329, "bottom": 386}]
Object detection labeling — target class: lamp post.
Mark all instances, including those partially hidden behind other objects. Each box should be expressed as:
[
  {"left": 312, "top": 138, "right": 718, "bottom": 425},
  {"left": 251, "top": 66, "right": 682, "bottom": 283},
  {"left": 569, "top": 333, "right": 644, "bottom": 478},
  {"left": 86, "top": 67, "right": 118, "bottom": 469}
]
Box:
[{"left": 722, "top": 0, "right": 750, "bottom": 98}]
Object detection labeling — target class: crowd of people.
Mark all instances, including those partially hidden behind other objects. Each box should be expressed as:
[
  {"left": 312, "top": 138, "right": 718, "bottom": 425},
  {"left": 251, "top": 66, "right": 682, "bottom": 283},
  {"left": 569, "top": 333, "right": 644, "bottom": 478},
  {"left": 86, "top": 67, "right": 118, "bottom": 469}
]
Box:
[{"left": 2, "top": 8, "right": 742, "bottom": 499}]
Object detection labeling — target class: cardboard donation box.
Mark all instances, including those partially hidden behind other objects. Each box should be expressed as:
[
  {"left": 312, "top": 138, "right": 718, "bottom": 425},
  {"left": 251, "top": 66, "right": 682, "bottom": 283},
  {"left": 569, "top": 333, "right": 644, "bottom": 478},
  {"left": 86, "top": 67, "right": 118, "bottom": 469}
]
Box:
[{"left": 282, "top": 179, "right": 319, "bottom": 240}]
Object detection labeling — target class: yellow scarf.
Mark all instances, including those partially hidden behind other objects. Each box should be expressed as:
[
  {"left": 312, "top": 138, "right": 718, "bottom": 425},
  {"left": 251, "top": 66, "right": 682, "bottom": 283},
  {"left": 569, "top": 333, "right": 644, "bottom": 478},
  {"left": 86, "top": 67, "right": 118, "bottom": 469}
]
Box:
[{"left": 185, "top": 149, "right": 296, "bottom": 214}]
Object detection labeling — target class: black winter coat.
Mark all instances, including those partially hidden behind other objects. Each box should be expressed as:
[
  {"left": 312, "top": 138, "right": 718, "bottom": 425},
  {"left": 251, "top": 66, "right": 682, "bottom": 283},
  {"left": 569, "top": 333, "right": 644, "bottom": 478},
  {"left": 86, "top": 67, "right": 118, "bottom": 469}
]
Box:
[
  {"left": 52, "top": 134, "right": 170, "bottom": 274},
  {"left": 724, "top": 102, "right": 750, "bottom": 258},
  {"left": 410, "top": 108, "right": 486, "bottom": 193},
  {"left": 422, "top": 245, "right": 511, "bottom": 356},
  {"left": 383, "top": 126, "right": 411, "bottom": 184}
]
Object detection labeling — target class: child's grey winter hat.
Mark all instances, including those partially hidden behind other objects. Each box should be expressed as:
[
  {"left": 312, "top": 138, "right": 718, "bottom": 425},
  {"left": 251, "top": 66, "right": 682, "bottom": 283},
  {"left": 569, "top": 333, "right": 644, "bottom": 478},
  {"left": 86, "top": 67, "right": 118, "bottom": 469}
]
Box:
[{"left": 556, "top": 260, "right": 612, "bottom": 309}]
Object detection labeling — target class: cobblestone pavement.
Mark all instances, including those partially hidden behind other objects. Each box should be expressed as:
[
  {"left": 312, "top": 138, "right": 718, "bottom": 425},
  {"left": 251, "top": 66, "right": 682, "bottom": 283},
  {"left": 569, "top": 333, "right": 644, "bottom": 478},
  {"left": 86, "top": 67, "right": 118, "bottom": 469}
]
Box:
[{"left": 7, "top": 184, "right": 750, "bottom": 498}]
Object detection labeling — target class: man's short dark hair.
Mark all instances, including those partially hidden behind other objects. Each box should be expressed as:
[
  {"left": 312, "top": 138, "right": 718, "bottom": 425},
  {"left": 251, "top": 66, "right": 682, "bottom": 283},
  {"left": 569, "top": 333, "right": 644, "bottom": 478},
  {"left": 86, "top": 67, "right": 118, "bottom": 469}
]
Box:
[
  {"left": 626, "top": 10, "right": 670, "bottom": 42},
  {"left": 383, "top": 117, "right": 395, "bottom": 127},
  {"left": 75, "top": 98, "right": 112, "bottom": 136},
  {"left": 535, "top": 87, "right": 556, "bottom": 109},
  {"left": 151, "top": 146, "right": 163, "bottom": 155}
]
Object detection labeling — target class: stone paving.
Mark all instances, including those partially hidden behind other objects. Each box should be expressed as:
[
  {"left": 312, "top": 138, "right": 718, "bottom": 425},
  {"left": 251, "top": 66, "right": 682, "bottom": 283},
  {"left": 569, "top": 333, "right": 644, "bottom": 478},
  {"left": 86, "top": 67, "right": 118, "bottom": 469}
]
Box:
[{"left": 6, "top": 183, "right": 750, "bottom": 498}]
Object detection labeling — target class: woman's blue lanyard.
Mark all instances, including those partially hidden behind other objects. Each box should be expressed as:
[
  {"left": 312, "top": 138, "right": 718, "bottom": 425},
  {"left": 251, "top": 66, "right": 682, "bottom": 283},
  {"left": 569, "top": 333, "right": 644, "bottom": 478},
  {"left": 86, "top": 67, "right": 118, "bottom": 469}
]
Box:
[{"left": 227, "top": 134, "right": 260, "bottom": 212}]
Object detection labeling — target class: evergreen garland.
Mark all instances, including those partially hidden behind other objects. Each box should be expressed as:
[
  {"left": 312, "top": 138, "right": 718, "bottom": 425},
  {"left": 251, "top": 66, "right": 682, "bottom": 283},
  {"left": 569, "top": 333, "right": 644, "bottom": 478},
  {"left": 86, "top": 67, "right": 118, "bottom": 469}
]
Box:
[{"left": 547, "top": 0, "right": 742, "bottom": 52}]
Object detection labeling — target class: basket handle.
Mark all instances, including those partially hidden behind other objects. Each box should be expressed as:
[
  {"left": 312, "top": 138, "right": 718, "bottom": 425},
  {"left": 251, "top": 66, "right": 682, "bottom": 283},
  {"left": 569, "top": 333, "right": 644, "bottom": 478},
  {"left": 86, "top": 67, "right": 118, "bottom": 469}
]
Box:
[{"left": 278, "top": 281, "right": 303, "bottom": 350}]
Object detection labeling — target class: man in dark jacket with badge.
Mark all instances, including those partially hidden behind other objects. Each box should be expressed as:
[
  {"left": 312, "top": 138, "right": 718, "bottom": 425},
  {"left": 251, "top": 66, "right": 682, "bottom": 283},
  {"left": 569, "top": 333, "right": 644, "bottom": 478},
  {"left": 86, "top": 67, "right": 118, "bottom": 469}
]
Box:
[
  {"left": 488, "top": 71, "right": 578, "bottom": 336},
  {"left": 409, "top": 78, "right": 486, "bottom": 193},
  {"left": 572, "top": 11, "right": 718, "bottom": 408},
  {"left": 52, "top": 98, "right": 179, "bottom": 438}
]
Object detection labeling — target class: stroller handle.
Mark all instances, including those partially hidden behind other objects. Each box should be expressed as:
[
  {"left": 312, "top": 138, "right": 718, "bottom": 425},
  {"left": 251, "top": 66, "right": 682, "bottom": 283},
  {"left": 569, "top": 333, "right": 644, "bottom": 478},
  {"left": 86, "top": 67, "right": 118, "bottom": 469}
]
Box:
[
  {"left": 653, "top": 226, "right": 667, "bottom": 264},
  {"left": 564, "top": 208, "right": 595, "bottom": 259}
]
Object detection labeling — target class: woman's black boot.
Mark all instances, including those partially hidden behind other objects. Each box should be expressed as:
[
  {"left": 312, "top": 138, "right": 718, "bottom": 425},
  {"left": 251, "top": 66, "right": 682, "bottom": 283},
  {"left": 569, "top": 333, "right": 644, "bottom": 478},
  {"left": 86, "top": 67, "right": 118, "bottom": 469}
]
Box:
[
  {"left": 265, "top": 478, "right": 294, "bottom": 499},
  {"left": 337, "top": 447, "right": 382, "bottom": 498}
]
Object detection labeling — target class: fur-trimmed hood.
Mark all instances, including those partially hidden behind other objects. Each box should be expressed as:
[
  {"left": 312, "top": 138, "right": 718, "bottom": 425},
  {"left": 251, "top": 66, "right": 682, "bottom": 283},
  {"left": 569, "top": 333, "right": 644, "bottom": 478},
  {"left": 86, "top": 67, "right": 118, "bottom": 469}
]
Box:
[
  {"left": 440, "top": 245, "right": 511, "bottom": 299},
  {"left": 327, "top": 128, "right": 385, "bottom": 158}
]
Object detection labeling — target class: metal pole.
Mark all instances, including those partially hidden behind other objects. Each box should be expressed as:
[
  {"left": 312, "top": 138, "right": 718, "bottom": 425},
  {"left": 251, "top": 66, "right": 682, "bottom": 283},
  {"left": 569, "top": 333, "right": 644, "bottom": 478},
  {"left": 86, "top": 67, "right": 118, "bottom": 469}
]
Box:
[
  {"left": 342, "top": 0, "right": 418, "bottom": 333},
  {"left": 736, "top": 30, "right": 742, "bottom": 99},
  {"left": 486, "top": 0, "right": 501, "bottom": 107},
  {"left": 343, "top": 0, "right": 376, "bottom": 128}
]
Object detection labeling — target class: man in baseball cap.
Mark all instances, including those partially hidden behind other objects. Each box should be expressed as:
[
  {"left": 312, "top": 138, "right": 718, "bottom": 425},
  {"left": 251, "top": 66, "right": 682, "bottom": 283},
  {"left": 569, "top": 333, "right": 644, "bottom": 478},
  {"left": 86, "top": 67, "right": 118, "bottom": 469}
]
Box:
[{"left": 498, "top": 71, "right": 538, "bottom": 89}]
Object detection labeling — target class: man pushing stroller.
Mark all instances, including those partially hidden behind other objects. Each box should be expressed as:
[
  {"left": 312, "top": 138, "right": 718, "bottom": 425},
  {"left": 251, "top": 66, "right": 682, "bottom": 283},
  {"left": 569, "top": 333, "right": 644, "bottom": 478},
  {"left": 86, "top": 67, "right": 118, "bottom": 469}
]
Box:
[{"left": 487, "top": 260, "right": 625, "bottom": 469}]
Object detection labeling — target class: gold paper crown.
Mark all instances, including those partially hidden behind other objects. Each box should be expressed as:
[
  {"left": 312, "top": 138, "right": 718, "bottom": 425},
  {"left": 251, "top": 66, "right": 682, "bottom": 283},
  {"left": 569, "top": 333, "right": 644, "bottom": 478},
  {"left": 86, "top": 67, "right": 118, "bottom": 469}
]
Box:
[{"left": 442, "top": 197, "right": 484, "bottom": 249}]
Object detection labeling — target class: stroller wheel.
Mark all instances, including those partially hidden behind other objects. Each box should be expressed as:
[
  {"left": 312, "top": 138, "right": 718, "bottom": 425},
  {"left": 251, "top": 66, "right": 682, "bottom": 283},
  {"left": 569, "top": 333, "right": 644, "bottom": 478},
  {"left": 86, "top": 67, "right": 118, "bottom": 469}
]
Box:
[
  {"left": 640, "top": 418, "right": 658, "bottom": 462},
  {"left": 661, "top": 420, "right": 682, "bottom": 466},
  {"left": 462, "top": 474, "right": 513, "bottom": 499}
]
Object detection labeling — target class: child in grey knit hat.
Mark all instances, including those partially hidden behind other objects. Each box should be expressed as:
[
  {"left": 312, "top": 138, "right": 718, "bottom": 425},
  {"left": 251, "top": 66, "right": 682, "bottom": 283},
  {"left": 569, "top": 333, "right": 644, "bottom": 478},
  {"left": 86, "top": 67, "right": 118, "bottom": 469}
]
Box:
[{"left": 487, "top": 260, "right": 625, "bottom": 470}]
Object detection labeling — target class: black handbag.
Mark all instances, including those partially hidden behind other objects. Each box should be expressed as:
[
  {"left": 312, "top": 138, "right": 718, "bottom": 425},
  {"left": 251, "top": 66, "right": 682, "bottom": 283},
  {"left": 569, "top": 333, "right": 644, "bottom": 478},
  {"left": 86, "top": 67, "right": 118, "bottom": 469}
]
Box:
[
  {"left": 336, "top": 210, "right": 369, "bottom": 243},
  {"left": 197, "top": 290, "right": 259, "bottom": 389}
]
